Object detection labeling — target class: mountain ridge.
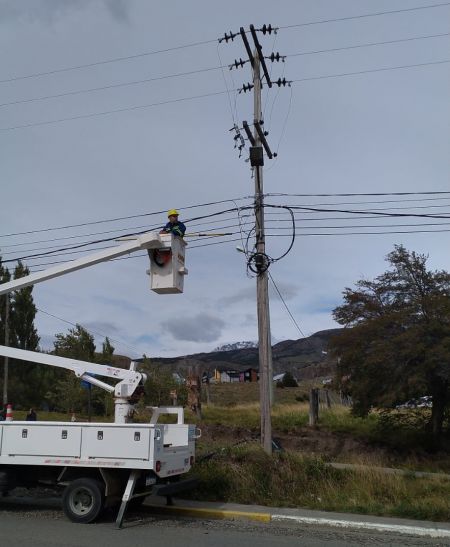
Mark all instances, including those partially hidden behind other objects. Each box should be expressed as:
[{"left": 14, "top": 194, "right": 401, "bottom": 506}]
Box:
[{"left": 146, "top": 328, "right": 343, "bottom": 380}]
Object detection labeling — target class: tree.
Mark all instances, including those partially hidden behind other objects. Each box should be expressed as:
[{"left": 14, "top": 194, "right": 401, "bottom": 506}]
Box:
[
  {"left": 99, "top": 337, "right": 115, "bottom": 415},
  {"left": 281, "top": 371, "right": 298, "bottom": 388},
  {"left": 52, "top": 325, "right": 97, "bottom": 413},
  {"left": 0, "top": 259, "right": 43, "bottom": 407},
  {"left": 10, "top": 261, "right": 39, "bottom": 351},
  {"left": 100, "top": 337, "right": 115, "bottom": 364},
  {"left": 331, "top": 245, "right": 450, "bottom": 442},
  {"left": 0, "top": 257, "right": 11, "bottom": 346}
]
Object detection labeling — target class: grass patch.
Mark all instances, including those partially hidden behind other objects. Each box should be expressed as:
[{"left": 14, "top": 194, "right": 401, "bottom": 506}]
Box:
[{"left": 188, "top": 443, "right": 450, "bottom": 521}]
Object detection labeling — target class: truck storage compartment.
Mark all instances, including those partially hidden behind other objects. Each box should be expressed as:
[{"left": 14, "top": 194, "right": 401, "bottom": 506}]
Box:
[
  {"left": 1, "top": 423, "right": 82, "bottom": 458},
  {"left": 81, "top": 424, "right": 153, "bottom": 460}
]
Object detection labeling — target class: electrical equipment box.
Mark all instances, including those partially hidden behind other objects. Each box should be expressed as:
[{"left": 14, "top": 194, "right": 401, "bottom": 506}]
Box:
[{"left": 149, "top": 234, "right": 188, "bottom": 294}]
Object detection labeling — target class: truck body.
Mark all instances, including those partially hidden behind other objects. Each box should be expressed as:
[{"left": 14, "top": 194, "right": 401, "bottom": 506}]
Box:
[{"left": 0, "top": 231, "right": 199, "bottom": 526}]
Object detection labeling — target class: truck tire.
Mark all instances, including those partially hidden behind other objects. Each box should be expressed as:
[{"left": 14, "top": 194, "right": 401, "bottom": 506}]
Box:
[
  {"left": 62, "top": 478, "right": 105, "bottom": 524},
  {"left": 0, "top": 470, "right": 15, "bottom": 493}
]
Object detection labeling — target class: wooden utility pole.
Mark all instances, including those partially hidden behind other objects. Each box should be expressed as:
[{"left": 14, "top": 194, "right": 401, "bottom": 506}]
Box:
[
  {"left": 2, "top": 295, "right": 9, "bottom": 405},
  {"left": 224, "top": 23, "right": 287, "bottom": 455},
  {"left": 252, "top": 53, "right": 273, "bottom": 455}
]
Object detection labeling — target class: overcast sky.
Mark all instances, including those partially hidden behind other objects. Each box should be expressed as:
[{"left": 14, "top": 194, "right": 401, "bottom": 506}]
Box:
[{"left": 0, "top": 0, "right": 449, "bottom": 359}]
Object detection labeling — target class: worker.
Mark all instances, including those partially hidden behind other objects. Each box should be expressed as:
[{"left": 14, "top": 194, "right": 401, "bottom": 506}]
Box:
[
  {"left": 26, "top": 408, "right": 37, "bottom": 421},
  {"left": 160, "top": 209, "right": 186, "bottom": 238}
]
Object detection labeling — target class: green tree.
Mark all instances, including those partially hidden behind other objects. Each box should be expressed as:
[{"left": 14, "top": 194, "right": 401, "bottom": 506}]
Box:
[
  {"left": 10, "top": 261, "right": 39, "bottom": 351},
  {"left": 281, "top": 371, "right": 298, "bottom": 388},
  {"left": 331, "top": 245, "right": 450, "bottom": 442},
  {"left": 99, "top": 337, "right": 115, "bottom": 416},
  {"left": 100, "top": 337, "right": 115, "bottom": 364},
  {"left": 0, "top": 257, "right": 11, "bottom": 346},
  {"left": 0, "top": 259, "right": 44, "bottom": 407},
  {"left": 52, "top": 325, "right": 97, "bottom": 413}
]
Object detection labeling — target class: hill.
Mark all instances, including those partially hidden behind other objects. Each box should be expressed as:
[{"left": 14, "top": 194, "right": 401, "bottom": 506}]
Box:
[{"left": 148, "top": 328, "right": 342, "bottom": 380}]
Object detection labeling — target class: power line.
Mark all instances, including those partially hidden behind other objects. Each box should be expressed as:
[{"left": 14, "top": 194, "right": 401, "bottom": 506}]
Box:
[
  {"left": 3, "top": 197, "right": 450, "bottom": 258},
  {"left": 0, "top": 196, "right": 252, "bottom": 238},
  {"left": 268, "top": 191, "right": 450, "bottom": 197},
  {"left": 268, "top": 272, "right": 307, "bottom": 338},
  {"left": 0, "top": 65, "right": 223, "bottom": 109},
  {"left": 1, "top": 58, "right": 448, "bottom": 132},
  {"left": 37, "top": 308, "right": 142, "bottom": 357},
  {"left": 279, "top": 2, "right": 450, "bottom": 30},
  {"left": 0, "top": 89, "right": 230, "bottom": 132},
  {"left": 286, "top": 32, "right": 450, "bottom": 59},
  {"left": 0, "top": 38, "right": 217, "bottom": 84},
  {"left": 267, "top": 228, "right": 450, "bottom": 236},
  {"left": 2, "top": 3, "right": 448, "bottom": 85},
  {"left": 291, "top": 59, "right": 450, "bottom": 84},
  {"left": 288, "top": 205, "right": 450, "bottom": 219},
  {"left": 0, "top": 213, "right": 252, "bottom": 250},
  {"left": 3, "top": 32, "right": 447, "bottom": 110},
  {"left": 0, "top": 209, "right": 250, "bottom": 263}
]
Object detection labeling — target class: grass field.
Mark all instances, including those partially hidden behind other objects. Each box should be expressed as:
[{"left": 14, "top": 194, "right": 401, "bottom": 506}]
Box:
[
  {"left": 8, "top": 383, "right": 450, "bottom": 521},
  {"left": 187, "top": 443, "right": 450, "bottom": 522}
]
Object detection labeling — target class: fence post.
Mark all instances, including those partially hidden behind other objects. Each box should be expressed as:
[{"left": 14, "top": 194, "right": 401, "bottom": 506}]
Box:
[
  {"left": 309, "top": 388, "right": 319, "bottom": 426},
  {"left": 325, "top": 389, "right": 331, "bottom": 409}
]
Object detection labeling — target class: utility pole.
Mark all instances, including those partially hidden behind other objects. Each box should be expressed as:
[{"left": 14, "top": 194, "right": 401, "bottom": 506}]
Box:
[
  {"left": 221, "top": 23, "right": 289, "bottom": 455},
  {"left": 2, "top": 295, "right": 9, "bottom": 405},
  {"left": 252, "top": 52, "right": 273, "bottom": 455}
]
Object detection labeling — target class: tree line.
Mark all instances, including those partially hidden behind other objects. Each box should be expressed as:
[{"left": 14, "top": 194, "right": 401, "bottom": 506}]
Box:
[
  {"left": 1, "top": 247, "right": 449, "bottom": 444},
  {"left": 0, "top": 257, "right": 183, "bottom": 416}
]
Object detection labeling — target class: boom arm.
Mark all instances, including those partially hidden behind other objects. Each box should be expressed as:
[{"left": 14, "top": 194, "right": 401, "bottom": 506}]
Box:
[
  {"left": 0, "top": 345, "right": 146, "bottom": 423},
  {"left": 0, "top": 229, "right": 180, "bottom": 423},
  {"left": 0, "top": 346, "right": 145, "bottom": 398},
  {"left": 0, "top": 231, "right": 168, "bottom": 296}
]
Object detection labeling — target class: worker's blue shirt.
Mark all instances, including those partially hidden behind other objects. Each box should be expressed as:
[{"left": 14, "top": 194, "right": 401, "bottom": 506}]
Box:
[{"left": 162, "top": 221, "right": 186, "bottom": 237}]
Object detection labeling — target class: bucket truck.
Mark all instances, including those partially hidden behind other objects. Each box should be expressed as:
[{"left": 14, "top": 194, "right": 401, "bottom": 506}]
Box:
[{"left": 0, "top": 232, "right": 199, "bottom": 527}]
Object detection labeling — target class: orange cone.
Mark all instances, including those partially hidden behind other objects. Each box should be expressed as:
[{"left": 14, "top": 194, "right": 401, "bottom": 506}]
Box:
[{"left": 5, "top": 403, "right": 13, "bottom": 421}]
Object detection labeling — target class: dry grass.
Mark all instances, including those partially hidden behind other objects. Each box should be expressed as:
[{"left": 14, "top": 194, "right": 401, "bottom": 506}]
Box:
[{"left": 188, "top": 443, "right": 450, "bottom": 521}]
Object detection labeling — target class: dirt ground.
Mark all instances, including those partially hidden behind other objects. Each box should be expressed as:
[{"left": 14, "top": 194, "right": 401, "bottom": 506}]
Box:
[
  {"left": 197, "top": 423, "right": 450, "bottom": 471},
  {"left": 198, "top": 424, "right": 386, "bottom": 459}
]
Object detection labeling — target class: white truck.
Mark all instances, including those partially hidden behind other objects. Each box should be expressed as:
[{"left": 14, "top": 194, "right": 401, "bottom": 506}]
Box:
[{"left": 0, "top": 232, "right": 199, "bottom": 526}]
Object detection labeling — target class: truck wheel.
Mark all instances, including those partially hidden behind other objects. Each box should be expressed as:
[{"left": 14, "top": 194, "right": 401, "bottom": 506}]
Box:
[
  {"left": 0, "top": 470, "right": 15, "bottom": 493},
  {"left": 62, "top": 478, "right": 105, "bottom": 523}
]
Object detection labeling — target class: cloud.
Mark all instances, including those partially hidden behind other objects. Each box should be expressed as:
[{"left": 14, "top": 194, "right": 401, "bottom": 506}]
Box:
[
  {"left": 219, "top": 287, "right": 255, "bottom": 306},
  {"left": 104, "top": 0, "right": 130, "bottom": 22},
  {"left": 162, "top": 314, "right": 225, "bottom": 343},
  {"left": 221, "top": 281, "right": 299, "bottom": 307},
  {"left": 0, "top": 0, "right": 130, "bottom": 24},
  {"left": 0, "top": 1, "right": 88, "bottom": 23},
  {"left": 82, "top": 320, "right": 121, "bottom": 337}
]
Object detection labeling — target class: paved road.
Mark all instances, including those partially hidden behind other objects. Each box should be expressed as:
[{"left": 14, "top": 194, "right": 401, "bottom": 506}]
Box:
[{"left": 0, "top": 494, "right": 448, "bottom": 547}]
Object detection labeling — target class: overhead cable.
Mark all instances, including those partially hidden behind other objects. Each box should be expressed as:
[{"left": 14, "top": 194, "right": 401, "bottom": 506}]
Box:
[
  {"left": 1, "top": 59, "right": 449, "bottom": 132},
  {"left": 279, "top": 2, "right": 450, "bottom": 30}
]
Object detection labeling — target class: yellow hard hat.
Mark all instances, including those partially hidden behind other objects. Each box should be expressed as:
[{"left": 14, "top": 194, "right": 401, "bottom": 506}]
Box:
[{"left": 167, "top": 209, "right": 179, "bottom": 217}]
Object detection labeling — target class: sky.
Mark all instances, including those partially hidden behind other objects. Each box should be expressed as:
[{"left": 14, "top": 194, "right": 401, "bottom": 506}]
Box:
[{"left": 0, "top": 0, "right": 449, "bottom": 359}]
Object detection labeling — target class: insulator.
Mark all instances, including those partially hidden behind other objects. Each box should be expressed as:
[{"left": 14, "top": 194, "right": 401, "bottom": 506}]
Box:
[
  {"left": 239, "top": 83, "right": 254, "bottom": 94},
  {"left": 230, "top": 58, "right": 246, "bottom": 70},
  {"left": 260, "top": 24, "right": 277, "bottom": 35},
  {"left": 219, "top": 30, "right": 237, "bottom": 43},
  {"left": 268, "top": 52, "right": 285, "bottom": 63},
  {"left": 274, "top": 77, "right": 292, "bottom": 87}
]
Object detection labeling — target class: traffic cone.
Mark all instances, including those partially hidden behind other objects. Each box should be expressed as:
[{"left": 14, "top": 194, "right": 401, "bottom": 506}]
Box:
[{"left": 5, "top": 404, "right": 13, "bottom": 421}]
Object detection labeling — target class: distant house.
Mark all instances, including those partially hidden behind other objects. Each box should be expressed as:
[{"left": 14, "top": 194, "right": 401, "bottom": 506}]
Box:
[
  {"left": 213, "top": 366, "right": 259, "bottom": 383},
  {"left": 240, "top": 368, "right": 258, "bottom": 382},
  {"left": 221, "top": 370, "right": 240, "bottom": 383},
  {"left": 273, "top": 372, "right": 286, "bottom": 383},
  {"left": 172, "top": 372, "right": 185, "bottom": 384}
]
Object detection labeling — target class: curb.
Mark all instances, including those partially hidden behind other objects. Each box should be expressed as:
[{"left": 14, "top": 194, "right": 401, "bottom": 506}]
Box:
[
  {"left": 145, "top": 502, "right": 450, "bottom": 539},
  {"left": 271, "top": 514, "right": 450, "bottom": 539},
  {"left": 145, "top": 504, "right": 271, "bottom": 523}
]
